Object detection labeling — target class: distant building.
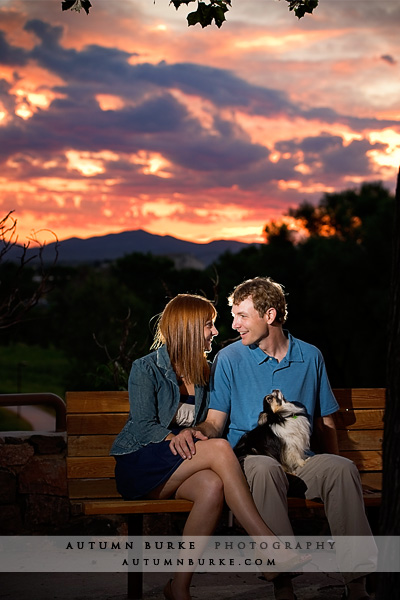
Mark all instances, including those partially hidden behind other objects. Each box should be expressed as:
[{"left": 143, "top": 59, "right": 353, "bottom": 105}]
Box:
[{"left": 166, "top": 253, "right": 205, "bottom": 270}]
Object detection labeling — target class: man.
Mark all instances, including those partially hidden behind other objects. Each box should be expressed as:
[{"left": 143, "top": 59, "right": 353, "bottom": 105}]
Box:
[{"left": 173, "top": 277, "right": 375, "bottom": 600}]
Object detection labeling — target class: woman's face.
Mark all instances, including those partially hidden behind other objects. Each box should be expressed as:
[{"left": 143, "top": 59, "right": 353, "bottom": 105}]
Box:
[{"left": 204, "top": 318, "right": 218, "bottom": 353}]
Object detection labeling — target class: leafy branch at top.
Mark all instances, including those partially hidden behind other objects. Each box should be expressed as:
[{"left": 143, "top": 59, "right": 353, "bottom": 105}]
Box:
[
  {"left": 61, "top": 0, "right": 320, "bottom": 28},
  {"left": 61, "top": 0, "right": 92, "bottom": 15}
]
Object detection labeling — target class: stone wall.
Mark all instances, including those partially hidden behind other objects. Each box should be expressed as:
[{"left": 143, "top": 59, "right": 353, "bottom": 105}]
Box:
[
  {"left": 0, "top": 431, "right": 70, "bottom": 534},
  {"left": 0, "top": 432, "right": 158, "bottom": 535}
]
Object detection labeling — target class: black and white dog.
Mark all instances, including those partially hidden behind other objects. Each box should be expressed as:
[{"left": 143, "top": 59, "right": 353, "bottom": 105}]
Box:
[{"left": 234, "top": 389, "right": 311, "bottom": 474}]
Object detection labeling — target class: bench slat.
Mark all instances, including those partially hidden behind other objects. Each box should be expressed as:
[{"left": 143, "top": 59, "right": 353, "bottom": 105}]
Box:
[
  {"left": 67, "top": 451, "right": 382, "bottom": 479},
  {"left": 360, "top": 472, "right": 382, "bottom": 490},
  {"left": 332, "top": 388, "right": 385, "bottom": 409},
  {"left": 68, "top": 478, "right": 119, "bottom": 499},
  {"left": 68, "top": 411, "right": 384, "bottom": 438},
  {"left": 67, "top": 471, "right": 383, "bottom": 501},
  {"left": 337, "top": 429, "right": 383, "bottom": 451},
  {"left": 84, "top": 499, "right": 194, "bottom": 516},
  {"left": 340, "top": 450, "right": 382, "bottom": 471},
  {"left": 66, "top": 391, "right": 129, "bottom": 413},
  {"left": 65, "top": 388, "right": 385, "bottom": 414},
  {"left": 67, "top": 429, "right": 384, "bottom": 459},
  {"left": 67, "top": 414, "right": 127, "bottom": 435},
  {"left": 68, "top": 435, "right": 116, "bottom": 457},
  {"left": 67, "top": 456, "right": 115, "bottom": 478},
  {"left": 334, "top": 409, "right": 384, "bottom": 430}
]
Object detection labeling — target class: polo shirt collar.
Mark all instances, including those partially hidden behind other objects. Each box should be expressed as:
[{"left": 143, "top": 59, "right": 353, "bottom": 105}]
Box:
[
  {"left": 285, "top": 332, "right": 304, "bottom": 363},
  {"left": 248, "top": 331, "right": 304, "bottom": 365}
]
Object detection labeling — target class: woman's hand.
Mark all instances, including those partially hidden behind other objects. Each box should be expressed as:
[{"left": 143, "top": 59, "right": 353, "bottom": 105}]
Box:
[{"left": 168, "top": 428, "right": 208, "bottom": 459}]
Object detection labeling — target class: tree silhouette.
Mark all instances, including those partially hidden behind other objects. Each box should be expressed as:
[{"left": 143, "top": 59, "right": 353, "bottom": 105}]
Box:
[
  {"left": 61, "top": 0, "right": 319, "bottom": 27},
  {"left": 377, "top": 168, "right": 400, "bottom": 597}
]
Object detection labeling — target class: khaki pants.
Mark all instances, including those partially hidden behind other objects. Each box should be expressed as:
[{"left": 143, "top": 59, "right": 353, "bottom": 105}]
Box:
[{"left": 243, "top": 453, "right": 377, "bottom": 582}]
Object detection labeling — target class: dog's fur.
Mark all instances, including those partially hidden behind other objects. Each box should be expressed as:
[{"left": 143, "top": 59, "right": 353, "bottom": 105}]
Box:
[{"left": 234, "top": 389, "right": 311, "bottom": 474}]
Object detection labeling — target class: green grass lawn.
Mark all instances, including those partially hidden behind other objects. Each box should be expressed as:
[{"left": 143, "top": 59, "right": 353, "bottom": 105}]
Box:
[
  {"left": 0, "top": 406, "right": 33, "bottom": 431},
  {"left": 0, "top": 343, "right": 69, "bottom": 431},
  {"left": 0, "top": 343, "right": 69, "bottom": 398}
]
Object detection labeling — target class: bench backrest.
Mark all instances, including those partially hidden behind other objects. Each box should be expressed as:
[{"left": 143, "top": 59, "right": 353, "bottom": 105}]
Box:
[{"left": 66, "top": 388, "right": 385, "bottom": 504}]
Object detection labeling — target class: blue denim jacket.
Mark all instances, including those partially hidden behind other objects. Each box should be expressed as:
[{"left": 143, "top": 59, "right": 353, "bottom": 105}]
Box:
[{"left": 110, "top": 345, "right": 210, "bottom": 455}]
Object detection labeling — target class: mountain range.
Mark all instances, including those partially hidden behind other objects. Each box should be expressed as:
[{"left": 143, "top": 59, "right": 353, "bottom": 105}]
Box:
[{"left": 11, "top": 229, "right": 254, "bottom": 269}]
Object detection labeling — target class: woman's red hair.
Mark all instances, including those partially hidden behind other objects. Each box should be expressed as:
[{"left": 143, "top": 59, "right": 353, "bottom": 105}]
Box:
[{"left": 151, "top": 294, "right": 217, "bottom": 386}]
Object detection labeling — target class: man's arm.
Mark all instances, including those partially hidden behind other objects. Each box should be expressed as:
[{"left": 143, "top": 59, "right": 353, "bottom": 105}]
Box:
[
  {"left": 168, "top": 409, "right": 228, "bottom": 459},
  {"left": 313, "top": 414, "right": 340, "bottom": 454},
  {"left": 194, "top": 409, "right": 227, "bottom": 438}
]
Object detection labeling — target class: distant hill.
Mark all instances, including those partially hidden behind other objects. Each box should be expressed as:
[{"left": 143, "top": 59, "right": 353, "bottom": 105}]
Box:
[{"left": 7, "top": 229, "right": 255, "bottom": 269}]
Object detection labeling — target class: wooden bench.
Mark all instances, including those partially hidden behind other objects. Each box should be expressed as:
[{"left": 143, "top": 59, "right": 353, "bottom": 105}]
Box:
[{"left": 66, "top": 388, "right": 384, "bottom": 598}]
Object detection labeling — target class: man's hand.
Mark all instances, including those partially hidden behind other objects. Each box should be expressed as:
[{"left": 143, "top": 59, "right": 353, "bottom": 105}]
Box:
[
  {"left": 168, "top": 428, "right": 208, "bottom": 459},
  {"left": 314, "top": 414, "right": 339, "bottom": 454}
]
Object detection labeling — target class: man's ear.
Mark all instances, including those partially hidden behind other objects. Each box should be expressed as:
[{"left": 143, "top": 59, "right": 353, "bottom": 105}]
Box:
[{"left": 265, "top": 307, "right": 277, "bottom": 325}]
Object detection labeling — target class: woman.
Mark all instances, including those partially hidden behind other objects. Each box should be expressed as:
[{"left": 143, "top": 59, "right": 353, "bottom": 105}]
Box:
[{"left": 111, "top": 294, "right": 309, "bottom": 600}]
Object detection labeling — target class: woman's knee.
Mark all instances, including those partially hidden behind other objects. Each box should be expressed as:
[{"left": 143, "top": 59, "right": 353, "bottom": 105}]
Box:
[
  {"left": 202, "top": 438, "right": 237, "bottom": 465},
  {"left": 213, "top": 438, "right": 240, "bottom": 461},
  {"left": 209, "top": 438, "right": 233, "bottom": 453}
]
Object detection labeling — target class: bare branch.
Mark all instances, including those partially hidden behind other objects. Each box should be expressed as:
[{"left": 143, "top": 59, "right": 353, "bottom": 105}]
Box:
[
  {"left": 93, "top": 309, "right": 138, "bottom": 389},
  {"left": 0, "top": 213, "right": 60, "bottom": 330}
]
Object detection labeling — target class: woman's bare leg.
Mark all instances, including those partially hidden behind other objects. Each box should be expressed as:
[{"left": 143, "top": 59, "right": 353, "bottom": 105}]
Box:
[
  {"left": 151, "top": 439, "right": 308, "bottom": 598},
  {"left": 149, "top": 468, "right": 224, "bottom": 600},
  {"left": 156, "top": 438, "right": 280, "bottom": 539}
]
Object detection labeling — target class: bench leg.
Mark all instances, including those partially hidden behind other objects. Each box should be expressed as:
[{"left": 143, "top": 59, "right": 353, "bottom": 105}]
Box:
[
  {"left": 127, "top": 514, "right": 144, "bottom": 599},
  {"left": 127, "top": 570, "right": 143, "bottom": 600}
]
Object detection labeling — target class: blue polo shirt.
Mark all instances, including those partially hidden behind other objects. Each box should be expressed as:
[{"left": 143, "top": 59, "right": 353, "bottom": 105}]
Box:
[{"left": 209, "top": 332, "right": 339, "bottom": 448}]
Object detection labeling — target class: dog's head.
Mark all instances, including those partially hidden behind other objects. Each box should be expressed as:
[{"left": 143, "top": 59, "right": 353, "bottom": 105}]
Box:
[
  {"left": 259, "top": 389, "right": 308, "bottom": 424},
  {"left": 263, "top": 389, "right": 286, "bottom": 413},
  {"left": 257, "top": 389, "right": 286, "bottom": 425}
]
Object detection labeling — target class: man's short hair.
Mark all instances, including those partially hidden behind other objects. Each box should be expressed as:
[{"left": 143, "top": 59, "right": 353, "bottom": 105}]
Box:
[{"left": 228, "top": 276, "right": 288, "bottom": 324}]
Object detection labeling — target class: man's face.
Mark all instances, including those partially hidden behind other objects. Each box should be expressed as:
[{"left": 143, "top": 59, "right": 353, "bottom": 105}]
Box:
[{"left": 231, "top": 297, "right": 269, "bottom": 346}]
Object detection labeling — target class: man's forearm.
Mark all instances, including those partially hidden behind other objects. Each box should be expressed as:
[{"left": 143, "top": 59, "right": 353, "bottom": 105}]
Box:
[
  {"left": 315, "top": 414, "right": 339, "bottom": 454},
  {"left": 194, "top": 421, "right": 222, "bottom": 439}
]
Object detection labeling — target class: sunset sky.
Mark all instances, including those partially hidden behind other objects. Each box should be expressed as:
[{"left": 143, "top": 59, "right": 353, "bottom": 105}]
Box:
[{"left": 1, "top": 0, "right": 399, "bottom": 245}]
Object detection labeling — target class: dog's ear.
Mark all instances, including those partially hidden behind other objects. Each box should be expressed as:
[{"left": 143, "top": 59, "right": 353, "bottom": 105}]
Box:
[
  {"left": 263, "top": 394, "right": 274, "bottom": 411},
  {"left": 258, "top": 411, "right": 268, "bottom": 426}
]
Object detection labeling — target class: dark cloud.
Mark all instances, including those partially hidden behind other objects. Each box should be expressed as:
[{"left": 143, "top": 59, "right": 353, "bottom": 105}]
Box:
[
  {"left": 276, "top": 134, "right": 343, "bottom": 155},
  {"left": 0, "top": 78, "right": 17, "bottom": 115},
  {"left": 132, "top": 61, "right": 292, "bottom": 115},
  {"left": 22, "top": 20, "right": 293, "bottom": 116},
  {"left": 276, "top": 134, "right": 385, "bottom": 178},
  {"left": 0, "top": 30, "right": 28, "bottom": 65},
  {"left": 25, "top": 19, "right": 137, "bottom": 87},
  {"left": 300, "top": 106, "right": 398, "bottom": 133},
  {"left": 380, "top": 54, "right": 397, "bottom": 65}
]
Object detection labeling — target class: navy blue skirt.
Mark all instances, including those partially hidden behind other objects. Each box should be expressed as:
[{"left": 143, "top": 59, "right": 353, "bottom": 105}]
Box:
[{"left": 114, "top": 435, "right": 198, "bottom": 500}]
